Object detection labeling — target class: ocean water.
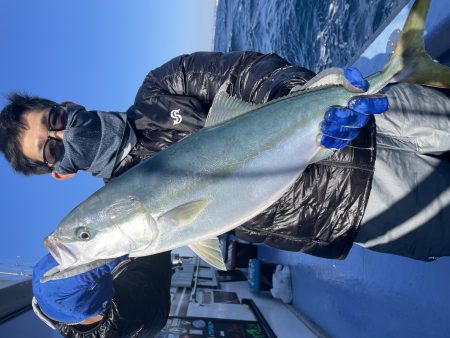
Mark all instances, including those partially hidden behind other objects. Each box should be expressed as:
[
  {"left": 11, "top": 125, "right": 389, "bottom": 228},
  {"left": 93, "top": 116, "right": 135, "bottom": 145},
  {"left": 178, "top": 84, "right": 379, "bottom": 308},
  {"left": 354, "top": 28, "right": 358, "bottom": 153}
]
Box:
[{"left": 214, "top": 0, "right": 408, "bottom": 72}]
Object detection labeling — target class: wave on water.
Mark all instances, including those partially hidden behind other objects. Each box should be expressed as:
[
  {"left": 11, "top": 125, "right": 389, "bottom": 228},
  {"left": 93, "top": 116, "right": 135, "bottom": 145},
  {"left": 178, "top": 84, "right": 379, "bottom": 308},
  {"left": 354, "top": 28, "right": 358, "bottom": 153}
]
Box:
[{"left": 213, "top": 0, "right": 408, "bottom": 72}]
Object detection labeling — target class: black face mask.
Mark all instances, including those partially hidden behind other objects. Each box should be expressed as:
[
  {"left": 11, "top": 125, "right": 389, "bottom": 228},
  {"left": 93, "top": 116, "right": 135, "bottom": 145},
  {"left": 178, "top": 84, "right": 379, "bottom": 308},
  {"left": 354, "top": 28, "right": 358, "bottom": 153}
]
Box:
[{"left": 54, "top": 105, "right": 133, "bottom": 178}]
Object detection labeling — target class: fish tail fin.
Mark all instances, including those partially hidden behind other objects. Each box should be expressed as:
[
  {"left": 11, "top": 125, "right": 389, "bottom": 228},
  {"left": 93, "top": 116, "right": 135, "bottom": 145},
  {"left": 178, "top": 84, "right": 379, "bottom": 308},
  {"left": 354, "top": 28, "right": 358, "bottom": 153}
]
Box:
[{"left": 391, "top": 0, "right": 450, "bottom": 88}]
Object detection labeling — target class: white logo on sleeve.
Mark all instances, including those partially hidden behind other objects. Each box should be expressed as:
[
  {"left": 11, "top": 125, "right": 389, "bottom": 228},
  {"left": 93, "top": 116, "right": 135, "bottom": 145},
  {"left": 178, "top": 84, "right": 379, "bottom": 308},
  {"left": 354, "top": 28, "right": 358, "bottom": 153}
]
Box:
[{"left": 170, "top": 109, "right": 182, "bottom": 125}]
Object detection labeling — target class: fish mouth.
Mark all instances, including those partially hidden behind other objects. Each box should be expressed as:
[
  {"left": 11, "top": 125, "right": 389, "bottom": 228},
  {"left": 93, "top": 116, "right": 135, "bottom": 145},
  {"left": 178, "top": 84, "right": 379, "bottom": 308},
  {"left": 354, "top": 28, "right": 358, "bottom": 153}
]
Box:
[{"left": 44, "top": 234, "right": 78, "bottom": 268}]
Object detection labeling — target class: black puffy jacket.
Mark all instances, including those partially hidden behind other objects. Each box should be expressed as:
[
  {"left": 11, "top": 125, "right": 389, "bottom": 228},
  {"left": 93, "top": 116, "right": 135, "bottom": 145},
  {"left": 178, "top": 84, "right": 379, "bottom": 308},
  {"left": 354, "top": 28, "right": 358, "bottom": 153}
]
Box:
[{"left": 116, "top": 51, "right": 376, "bottom": 260}]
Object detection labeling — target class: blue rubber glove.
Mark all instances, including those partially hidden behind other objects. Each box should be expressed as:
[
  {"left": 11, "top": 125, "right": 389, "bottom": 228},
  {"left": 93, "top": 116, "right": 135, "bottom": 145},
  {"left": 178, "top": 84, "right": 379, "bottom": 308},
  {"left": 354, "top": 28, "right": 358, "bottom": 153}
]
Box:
[
  {"left": 32, "top": 254, "right": 126, "bottom": 324},
  {"left": 320, "top": 67, "right": 388, "bottom": 149}
]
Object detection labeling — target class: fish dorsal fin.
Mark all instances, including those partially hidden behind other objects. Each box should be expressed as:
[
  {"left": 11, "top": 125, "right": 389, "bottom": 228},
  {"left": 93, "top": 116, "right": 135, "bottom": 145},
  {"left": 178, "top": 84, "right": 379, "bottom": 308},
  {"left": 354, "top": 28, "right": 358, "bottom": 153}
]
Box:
[
  {"left": 301, "top": 68, "right": 365, "bottom": 93},
  {"left": 189, "top": 237, "right": 227, "bottom": 270},
  {"left": 158, "top": 200, "right": 209, "bottom": 227},
  {"left": 204, "top": 91, "right": 259, "bottom": 128}
]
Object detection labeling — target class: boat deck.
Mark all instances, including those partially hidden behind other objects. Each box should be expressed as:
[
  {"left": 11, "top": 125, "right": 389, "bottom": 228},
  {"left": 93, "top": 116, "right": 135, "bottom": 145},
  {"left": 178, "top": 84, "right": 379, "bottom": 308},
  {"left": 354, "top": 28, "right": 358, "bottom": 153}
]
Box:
[{"left": 259, "top": 245, "right": 450, "bottom": 337}]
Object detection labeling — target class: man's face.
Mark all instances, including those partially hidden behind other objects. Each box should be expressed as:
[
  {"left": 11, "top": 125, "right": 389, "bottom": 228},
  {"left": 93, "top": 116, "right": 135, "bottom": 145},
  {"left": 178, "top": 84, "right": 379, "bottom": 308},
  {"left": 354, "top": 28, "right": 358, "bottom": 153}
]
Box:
[{"left": 21, "top": 109, "right": 65, "bottom": 166}]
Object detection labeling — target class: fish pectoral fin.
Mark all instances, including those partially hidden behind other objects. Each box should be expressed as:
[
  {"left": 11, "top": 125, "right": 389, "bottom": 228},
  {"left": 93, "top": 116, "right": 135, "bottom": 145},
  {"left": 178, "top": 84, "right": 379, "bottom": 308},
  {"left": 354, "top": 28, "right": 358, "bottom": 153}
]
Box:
[
  {"left": 189, "top": 237, "right": 227, "bottom": 270},
  {"left": 204, "top": 91, "right": 260, "bottom": 128},
  {"left": 301, "top": 68, "right": 365, "bottom": 93},
  {"left": 158, "top": 200, "right": 210, "bottom": 227}
]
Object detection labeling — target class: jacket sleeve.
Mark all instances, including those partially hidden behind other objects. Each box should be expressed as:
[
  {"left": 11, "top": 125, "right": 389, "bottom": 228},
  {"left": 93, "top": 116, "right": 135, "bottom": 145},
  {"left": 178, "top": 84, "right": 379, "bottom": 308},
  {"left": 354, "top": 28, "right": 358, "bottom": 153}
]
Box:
[
  {"left": 111, "top": 252, "right": 172, "bottom": 336},
  {"left": 129, "top": 51, "right": 315, "bottom": 133},
  {"left": 56, "top": 253, "right": 172, "bottom": 338}
]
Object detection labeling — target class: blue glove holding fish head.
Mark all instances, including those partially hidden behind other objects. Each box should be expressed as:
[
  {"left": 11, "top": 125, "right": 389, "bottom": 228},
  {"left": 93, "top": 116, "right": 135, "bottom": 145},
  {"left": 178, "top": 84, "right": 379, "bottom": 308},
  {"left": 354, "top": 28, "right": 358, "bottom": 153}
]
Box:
[
  {"left": 292, "top": 67, "right": 389, "bottom": 150},
  {"left": 32, "top": 254, "right": 125, "bottom": 324}
]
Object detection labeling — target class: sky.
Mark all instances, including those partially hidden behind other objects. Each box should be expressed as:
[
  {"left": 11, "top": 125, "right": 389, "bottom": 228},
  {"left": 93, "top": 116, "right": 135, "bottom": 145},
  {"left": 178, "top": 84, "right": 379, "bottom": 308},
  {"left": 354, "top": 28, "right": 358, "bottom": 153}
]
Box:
[{"left": 0, "top": 0, "right": 217, "bottom": 266}]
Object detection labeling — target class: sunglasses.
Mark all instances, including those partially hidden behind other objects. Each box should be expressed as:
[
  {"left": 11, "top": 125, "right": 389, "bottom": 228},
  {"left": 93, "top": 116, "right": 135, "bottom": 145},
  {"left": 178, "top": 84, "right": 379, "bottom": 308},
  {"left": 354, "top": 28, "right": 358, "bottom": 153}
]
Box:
[{"left": 43, "top": 105, "right": 68, "bottom": 166}]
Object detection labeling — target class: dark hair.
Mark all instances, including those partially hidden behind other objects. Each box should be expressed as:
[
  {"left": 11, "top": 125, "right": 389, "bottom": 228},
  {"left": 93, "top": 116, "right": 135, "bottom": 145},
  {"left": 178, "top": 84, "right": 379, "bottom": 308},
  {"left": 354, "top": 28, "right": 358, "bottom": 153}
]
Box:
[{"left": 0, "top": 93, "right": 57, "bottom": 175}]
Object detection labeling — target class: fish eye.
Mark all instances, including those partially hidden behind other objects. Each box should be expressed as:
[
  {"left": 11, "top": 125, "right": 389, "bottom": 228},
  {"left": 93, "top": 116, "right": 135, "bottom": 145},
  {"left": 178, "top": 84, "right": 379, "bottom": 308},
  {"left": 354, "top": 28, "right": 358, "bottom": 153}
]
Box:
[{"left": 76, "top": 227, "right": 91, "bottom": 240}]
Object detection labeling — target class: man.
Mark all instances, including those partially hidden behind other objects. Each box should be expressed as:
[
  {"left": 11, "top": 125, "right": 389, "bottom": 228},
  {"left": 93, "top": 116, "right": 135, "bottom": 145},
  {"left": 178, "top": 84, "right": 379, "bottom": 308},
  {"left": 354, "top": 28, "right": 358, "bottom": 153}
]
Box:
[
  {"left": 0, "top": 52, "right": 387, "bottom": 261},
  {"left": 0, "top": 51, "right": 448, "bottom": 335}
]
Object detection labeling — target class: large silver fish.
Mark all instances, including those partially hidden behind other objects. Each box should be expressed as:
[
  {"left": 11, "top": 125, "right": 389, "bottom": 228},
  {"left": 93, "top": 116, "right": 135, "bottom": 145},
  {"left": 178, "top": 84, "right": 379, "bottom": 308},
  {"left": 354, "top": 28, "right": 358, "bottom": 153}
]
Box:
[{"left": 43, "top": 0, "right": 450, "bottom": 282}]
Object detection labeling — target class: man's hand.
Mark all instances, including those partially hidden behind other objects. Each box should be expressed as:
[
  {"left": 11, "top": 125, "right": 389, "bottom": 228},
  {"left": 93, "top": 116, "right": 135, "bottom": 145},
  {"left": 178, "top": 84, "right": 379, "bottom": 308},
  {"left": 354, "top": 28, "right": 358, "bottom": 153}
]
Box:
[
  {"left": 291, "top": 67, "right": 388, "bottom": 150},
  {"left": 320, "top": 67, "right": 388, "bottom": 149},
  {"left": 32, "top": 254, "right": 125, "bottom": 325}
]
